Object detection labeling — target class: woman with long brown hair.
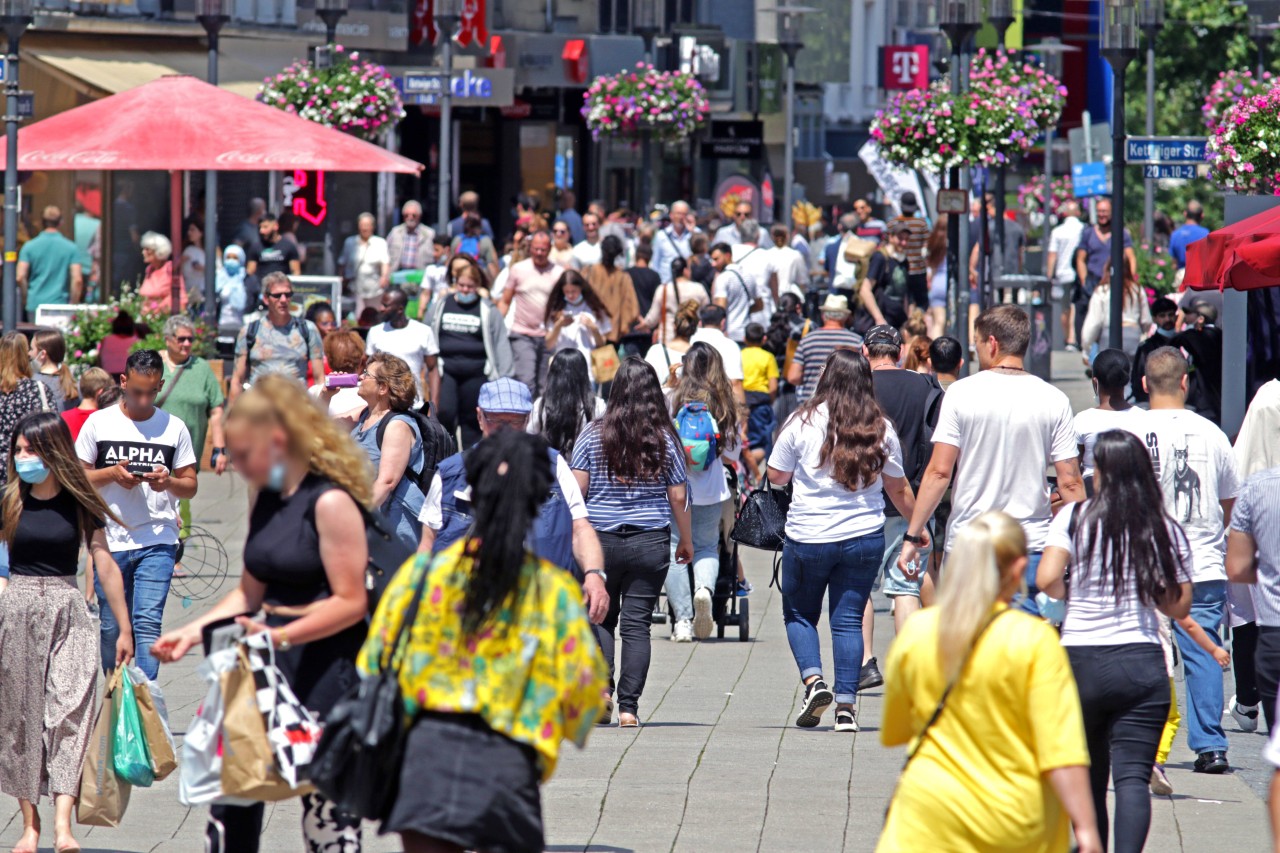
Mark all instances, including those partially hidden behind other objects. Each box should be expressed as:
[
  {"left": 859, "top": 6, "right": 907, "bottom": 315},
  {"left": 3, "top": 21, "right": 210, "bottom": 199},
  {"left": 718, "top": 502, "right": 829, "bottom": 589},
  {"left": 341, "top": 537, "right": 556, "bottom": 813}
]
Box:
[
  {"left": 0, "top": 411, "right": 132, "bottom": 853},
  {"left": 1080, "top": 258, "right": 1152, "bottom": 360},
  {"left": 925, "top": 214, "right": 950, "bottom": 338},
  {"left": 767, "top": 348, "right": 917, "bottom": 732},
  {"left": 571, "top": 357, "right": 692, "bottom": 727},
  {"left": 29, "top": 329, "right": 77, "bottom": 411},
  {"left": 545, "top": 269, "right": 613, "bottom": 385},
  {"left": 0, "top": 332, "right": 50, "bottom": 490}
]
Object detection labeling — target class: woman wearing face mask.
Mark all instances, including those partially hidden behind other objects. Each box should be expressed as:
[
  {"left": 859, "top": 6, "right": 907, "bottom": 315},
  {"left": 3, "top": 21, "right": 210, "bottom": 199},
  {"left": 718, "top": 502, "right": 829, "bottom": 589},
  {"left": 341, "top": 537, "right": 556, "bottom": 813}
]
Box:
[
  {"left": 152, "top": 374, "right": 371, "bottom": 853},
  {"left": 29, "top": 329, "right": 76, "bottom": 412},
  {"left": 217, "top": 245, "right": 248, "bottom": 331},
  {"left": 427, "top": 260, "right": 513, "bottom": 448},
  {"left": 545, "top": 270, "right": 612, "bottom": 385},
  {"left": 0, "top": 411, "right": 133, "bottom": 853}
]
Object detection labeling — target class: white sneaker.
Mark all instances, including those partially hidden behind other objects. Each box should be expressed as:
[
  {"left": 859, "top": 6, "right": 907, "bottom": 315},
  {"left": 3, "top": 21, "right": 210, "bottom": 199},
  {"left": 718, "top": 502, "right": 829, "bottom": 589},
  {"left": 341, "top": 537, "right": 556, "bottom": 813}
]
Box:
[
  {"left": 672, "top": 619, "right": 694, "bottom": 643},
  {"left": 1228, "top": 694, "right": 1260, "bottom": 732},
  {"left": 692, "top": 587, "right": 714, "bottom": 639}
]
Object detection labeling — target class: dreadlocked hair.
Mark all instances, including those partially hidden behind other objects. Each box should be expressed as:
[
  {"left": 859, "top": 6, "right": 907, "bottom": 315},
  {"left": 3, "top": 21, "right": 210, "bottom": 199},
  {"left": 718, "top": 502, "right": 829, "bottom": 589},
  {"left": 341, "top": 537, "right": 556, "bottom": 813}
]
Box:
[{"left": 460, "top": 429, "right": 555, "bottom": 635}]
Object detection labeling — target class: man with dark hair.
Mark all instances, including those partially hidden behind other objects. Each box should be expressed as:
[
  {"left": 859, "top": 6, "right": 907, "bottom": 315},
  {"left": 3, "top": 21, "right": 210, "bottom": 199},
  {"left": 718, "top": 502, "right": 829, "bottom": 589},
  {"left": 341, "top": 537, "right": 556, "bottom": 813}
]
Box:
[
  {"left": 1142, "top": 345, "right": 1240, "bottom": 774},
  {"left": 627, "top": 242, "right": 661, "bottom": 319},
  {"left": 1131, "top": 296, "right": 1178, "bottom": 405},
  {"left": 1174, "top": 299, "right": 1225, "bottom": 424},
  {"left": 246, "top": 212, "right": 301, "bottom": 279},
  {"left": 858, "top": 323, "right": 943, "bottom": 689},
  {"left": 1170, "top": 199, "right": 1210, "bottom": 271},
  {"left": 690, "top": 303, "right": 744, "bottom": 401},
  {"left": 900, "top": 305, "right": 1085, "bottom": 616},
  {"left": 77, "top": 349, "right": 199, "bottom": 679},
  {"left": 928, "top": 336, "right": 964, "bottom": 389},
  {"left": 366, "top": 286, "right": 441, "bottom": 409},
  {"left": 229, "top": 272, "right": 325, "bottom": 401},
  {"left": 17, "top": 204, "right": 83, "bottom": 317}
]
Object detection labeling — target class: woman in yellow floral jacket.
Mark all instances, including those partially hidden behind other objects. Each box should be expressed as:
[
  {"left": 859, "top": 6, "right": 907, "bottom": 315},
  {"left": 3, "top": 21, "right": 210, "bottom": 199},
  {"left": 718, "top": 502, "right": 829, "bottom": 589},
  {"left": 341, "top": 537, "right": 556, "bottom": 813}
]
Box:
[{"left": 360, "top": 429, "right": 608, "bottom": 853}]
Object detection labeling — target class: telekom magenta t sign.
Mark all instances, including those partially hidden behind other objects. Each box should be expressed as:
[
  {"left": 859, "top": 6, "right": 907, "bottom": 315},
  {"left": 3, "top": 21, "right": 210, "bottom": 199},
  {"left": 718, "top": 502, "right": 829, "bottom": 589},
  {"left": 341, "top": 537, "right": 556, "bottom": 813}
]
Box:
[{"left": 883, "top": 46, "right": 929, "bottom": 91}]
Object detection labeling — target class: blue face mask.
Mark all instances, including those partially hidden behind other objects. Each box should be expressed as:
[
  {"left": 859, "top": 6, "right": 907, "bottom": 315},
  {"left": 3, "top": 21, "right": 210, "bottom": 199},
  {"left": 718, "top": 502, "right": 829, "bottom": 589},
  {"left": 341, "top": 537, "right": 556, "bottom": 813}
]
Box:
[
  {"left": 1155, "top": 326, "right": 1176, "bottom": 339},
  {"left": 224, "top": 258, "right": 243, "bottom": 276},
  {"left": 266, "top": 460, "right": 287, "bottom": 492},
  {"left": 566, "top": 294, "right": 585, "bottom": 307},
  {"left": 15, "top": 457, "right": 49, "bottom": 484},
  {"left": 455, "top": 291, "right": 479, "bottom": 306}
]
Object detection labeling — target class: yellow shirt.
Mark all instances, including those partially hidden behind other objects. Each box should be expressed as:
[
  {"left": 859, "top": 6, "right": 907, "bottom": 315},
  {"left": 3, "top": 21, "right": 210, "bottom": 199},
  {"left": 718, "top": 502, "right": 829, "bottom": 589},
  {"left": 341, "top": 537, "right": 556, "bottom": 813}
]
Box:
[
  {"left": 358, "top": 544, "right": 609, "bottom": 782},
  {"left": 877, "top": 605, "right": 1089, "bottom": 853},
  {"left": 741, "top": 345, "right": 778, "bottom": 395}
]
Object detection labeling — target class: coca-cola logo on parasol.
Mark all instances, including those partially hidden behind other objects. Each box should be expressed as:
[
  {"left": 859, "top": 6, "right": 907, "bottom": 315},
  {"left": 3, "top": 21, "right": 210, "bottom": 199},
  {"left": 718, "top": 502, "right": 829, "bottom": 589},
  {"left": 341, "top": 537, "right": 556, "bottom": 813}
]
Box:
[
  {"left": 215, "top": 151, "right": 317, "bottom": 166},
  {"left": 20, "top": 149, "right": 121, "bottom": 166}
]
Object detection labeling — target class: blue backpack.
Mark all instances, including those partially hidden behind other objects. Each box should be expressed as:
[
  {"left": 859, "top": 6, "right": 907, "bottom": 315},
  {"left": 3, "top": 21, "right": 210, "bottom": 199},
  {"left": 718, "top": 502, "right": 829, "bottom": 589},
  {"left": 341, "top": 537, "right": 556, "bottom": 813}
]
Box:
[
  {"left": 674, "top": 401, "right": 721, "bottom": 471},
  {"left": 458, "top": 235, "right": 481, "bottom": 259}
]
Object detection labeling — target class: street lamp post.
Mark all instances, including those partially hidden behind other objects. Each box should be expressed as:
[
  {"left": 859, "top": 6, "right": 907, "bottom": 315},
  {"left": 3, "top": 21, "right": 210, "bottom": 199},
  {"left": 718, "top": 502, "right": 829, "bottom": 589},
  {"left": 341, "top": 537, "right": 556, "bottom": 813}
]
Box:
[
  {"left": 634, "top": 0, "right": 658, "bottom": 214},
  {"left": 1102, "top": 0, "right": 1138, "bottom": 351},
  {"left": 774, "top": 7, "right": 813, "bottom": 229},
  {"left": 1140, "top": 0, "right": 1163, "bottom": 244},
  {"left": 0, "top": 0, "right": 31, "bottom": 333},
  {"left": 197, "top": 0, "right": 231, "bottom": 328},
  {"left": 435, "top": 0, "right": 461, "bottom": 233},
  {"left": 988, "top": 0, "right": 1013, "bottom": 304},
  {"left": 316, "top": 0, "right": 347, "bottom": 45},
  {"left": 940, "top": 0, "right": 980, "bottom": 357}
]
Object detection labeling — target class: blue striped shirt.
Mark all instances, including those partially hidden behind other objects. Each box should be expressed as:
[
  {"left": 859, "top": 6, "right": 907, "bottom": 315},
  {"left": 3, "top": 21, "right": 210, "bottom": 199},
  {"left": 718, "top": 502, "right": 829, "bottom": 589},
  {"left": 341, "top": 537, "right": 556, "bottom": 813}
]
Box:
[
  {"left": 570, "top": 423, "right": 687, "bottom": 532},
  {"left": 1230, "top": 465, "right": 1280, "bottom": 626}
]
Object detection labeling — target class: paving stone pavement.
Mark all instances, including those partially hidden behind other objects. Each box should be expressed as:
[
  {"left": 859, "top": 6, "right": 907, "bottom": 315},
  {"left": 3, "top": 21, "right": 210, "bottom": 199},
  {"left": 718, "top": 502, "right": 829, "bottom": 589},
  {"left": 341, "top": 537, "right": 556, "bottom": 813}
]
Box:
[{"left": 0, "top": 351, "right": 1270, "bottom": 852}]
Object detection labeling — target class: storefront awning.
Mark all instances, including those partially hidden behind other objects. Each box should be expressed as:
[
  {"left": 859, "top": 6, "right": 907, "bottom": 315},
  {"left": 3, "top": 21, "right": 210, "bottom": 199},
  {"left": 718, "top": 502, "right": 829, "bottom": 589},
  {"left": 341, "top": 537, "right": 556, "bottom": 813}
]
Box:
[{"left": 25, "top": 37, "right": 312, "bottom": 100}]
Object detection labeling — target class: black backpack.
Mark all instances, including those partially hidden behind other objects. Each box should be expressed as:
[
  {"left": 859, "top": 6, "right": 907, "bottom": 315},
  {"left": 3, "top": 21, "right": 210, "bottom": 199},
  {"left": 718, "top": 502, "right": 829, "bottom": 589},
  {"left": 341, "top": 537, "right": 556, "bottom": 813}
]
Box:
[
  {"left": 910, "top": 380, "right": 944, "bottom": 491},
  {"left": 374, "top": 409, "right": 456, "bottom": 492}
]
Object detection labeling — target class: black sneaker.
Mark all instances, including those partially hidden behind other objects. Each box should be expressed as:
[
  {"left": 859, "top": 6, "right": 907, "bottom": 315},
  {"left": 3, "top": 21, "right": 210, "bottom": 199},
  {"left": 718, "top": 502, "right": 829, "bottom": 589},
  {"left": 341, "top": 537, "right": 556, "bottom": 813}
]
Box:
[
  {"left": 1193, "top": 750, "right": 1230, "bottom": 774},
  {"left": 795, "top": 679, "right": 834, "bottom": 728},
  {"left": 859, "top": 658, "right": 884, "bottom": 691}
]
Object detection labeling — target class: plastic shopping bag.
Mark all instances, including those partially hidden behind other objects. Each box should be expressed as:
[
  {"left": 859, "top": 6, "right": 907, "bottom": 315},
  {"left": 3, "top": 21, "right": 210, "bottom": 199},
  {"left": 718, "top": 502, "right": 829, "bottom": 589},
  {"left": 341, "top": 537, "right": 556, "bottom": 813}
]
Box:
[
  {"left": 77, "top": 669, "right": 132, "bottom": 827},
  {"left": 125, "top": 664, "right": 177, "bottom": 781},
  {"left": 179, "top": 648, "right": 255, "bottom": 808},
  {"left": 111, "top": 672, "right": 155, "bottom": 787}
]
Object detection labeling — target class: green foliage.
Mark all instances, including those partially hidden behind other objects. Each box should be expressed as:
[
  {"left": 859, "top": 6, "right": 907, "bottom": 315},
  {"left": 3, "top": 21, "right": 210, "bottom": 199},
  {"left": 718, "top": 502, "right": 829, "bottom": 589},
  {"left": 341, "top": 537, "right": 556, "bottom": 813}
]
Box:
[{"left": 64, "top": 286, "right": 214, "bottom": 373}]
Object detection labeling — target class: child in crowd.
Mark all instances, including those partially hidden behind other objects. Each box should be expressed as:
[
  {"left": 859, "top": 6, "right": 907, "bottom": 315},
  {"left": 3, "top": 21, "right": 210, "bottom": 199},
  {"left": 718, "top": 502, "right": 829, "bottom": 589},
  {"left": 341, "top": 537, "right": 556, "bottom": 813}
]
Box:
[
  {"left": 60, "top": 367, "right": 116, "bottom": 441},
  {"left": 740, "top": 323, "right": 778, "bottom": 471}
]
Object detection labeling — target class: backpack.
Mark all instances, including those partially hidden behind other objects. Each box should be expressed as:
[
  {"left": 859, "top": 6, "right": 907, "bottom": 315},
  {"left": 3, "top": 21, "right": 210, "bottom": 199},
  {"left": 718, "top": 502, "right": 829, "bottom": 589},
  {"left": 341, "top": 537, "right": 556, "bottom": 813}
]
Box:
[
  {"left": 873, "top": 248, "right": 910, "bottom": 327},
  {"left": 245, "top": 317, "right": 312, "bottom": 362},
  {"left": 910, "top": 381, "right": 944, "bottom": 490},
  {"left": 458, "top": 235, "right": 481, "bottom": 259},
  {"left": 674, "top": 401, "right": 721, "bottom": 471},
  {"left": 374, "top": 409, "right": 457, "bottom": 492}
]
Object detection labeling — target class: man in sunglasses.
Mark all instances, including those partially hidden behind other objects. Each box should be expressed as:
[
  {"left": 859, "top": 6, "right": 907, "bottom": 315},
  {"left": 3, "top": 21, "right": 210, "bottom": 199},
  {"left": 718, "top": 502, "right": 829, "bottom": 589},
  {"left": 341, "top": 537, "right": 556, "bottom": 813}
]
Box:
[
  {"left": 228, "top": 272, "right": 325, "bottom": 402},
  {"left": 712, "top": 201, "right": 752, "bottom": 248}
]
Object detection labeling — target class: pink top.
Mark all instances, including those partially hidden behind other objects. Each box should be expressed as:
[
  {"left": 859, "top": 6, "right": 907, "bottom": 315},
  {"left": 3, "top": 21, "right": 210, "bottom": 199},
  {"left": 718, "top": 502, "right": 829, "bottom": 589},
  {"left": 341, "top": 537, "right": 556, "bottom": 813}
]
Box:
[
  {"left": 139, "top": 260, "right": 188, "bottom": 314},
  {"left": 507, "top": 258, "right": 563, "bottom": 337},
  {"left": 99, "top": 333, "right": 139, "bottom": 377}
]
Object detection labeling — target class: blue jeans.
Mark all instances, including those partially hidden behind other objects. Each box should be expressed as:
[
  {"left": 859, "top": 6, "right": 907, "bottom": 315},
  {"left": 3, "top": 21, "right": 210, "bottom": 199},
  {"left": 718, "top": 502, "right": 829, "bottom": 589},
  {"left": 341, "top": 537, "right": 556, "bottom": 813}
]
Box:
[
  {"left": 0, "top": 541, "right": 8, "bottom": 578},
  {"left": 780, "top": 528, "right": 884, "bottom": 705},
  {"left": 1173, "top": 580, "right": 1228, "bottom": 753},
  {"left": 1012, "top": 551, "right": 1045, "bottom": 616},
  {"left": 95, "top": 543, "right": 177, "bottom": 680},
  {"left": 665, "top": 503, "right": 723, "bottom": 622}
]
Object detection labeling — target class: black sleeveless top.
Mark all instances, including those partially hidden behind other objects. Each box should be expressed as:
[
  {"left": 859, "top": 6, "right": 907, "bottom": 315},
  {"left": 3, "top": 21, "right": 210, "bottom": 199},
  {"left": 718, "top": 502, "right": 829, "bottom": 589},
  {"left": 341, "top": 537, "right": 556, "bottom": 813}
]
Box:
[{"left": 243, "top": 472, "right": 364, "bottom": 715}]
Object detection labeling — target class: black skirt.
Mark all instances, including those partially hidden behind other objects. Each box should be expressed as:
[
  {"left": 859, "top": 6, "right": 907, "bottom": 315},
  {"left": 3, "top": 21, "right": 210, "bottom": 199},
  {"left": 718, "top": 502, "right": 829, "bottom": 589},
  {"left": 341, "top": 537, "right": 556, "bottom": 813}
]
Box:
[{"left": 383, "top": 712, "right": 543, "bottom": 853}]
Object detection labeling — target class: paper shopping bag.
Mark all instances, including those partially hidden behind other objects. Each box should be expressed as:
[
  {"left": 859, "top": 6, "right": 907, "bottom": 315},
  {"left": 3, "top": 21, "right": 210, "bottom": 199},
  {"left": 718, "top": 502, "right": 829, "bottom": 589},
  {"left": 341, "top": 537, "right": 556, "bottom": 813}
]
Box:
[
  {"left": 219, "top": 648, "right": 310, "bottom": 802},
  {"left": 133, "top": 678, "right": 178, "bottom": 782},
  {"left": 77, "top": 669, "right": 132, "bottom": 827}
]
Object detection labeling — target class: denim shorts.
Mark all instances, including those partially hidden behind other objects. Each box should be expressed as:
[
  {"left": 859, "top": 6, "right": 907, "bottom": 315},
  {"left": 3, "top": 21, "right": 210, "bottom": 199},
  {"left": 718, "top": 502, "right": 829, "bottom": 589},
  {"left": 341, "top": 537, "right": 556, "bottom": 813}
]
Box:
[
  {"left": 879, "top": 515, "right": 930, "bottom": 598},
  {"left": 746, "top": 395, "right": 775, "bottom": 452}
]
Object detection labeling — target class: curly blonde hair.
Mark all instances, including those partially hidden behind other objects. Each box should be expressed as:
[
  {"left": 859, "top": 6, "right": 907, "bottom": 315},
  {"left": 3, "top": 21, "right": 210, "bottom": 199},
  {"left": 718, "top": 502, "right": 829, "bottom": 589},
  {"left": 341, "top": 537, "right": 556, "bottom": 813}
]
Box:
[{"left": 227, "top": 374, "right": 373, "bottom": 508}]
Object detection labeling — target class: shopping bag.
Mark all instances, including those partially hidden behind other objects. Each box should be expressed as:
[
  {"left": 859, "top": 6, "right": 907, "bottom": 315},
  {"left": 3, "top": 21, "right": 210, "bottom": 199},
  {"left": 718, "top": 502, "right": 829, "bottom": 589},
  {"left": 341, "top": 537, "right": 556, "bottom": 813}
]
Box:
[
  {"left": 590, "top": 344, "right": 621, "bottom": 384},
  {"left": 179, "top": 649, "right": 255, "bottom": 808},
  {"left": 111, "top": 670, "right": 155, "bottom": 787},
  {"left": 125, "top": 665, "right": 177, "bottom": 782},
  {"left": 77, "top": 669, "right": 132, "bottom": 827},
  {"left": 243, "top": 632, "right": 323, "bottom": 788},
  {"left": 220, "top": 645, "right": 312, "bottom": 802}
]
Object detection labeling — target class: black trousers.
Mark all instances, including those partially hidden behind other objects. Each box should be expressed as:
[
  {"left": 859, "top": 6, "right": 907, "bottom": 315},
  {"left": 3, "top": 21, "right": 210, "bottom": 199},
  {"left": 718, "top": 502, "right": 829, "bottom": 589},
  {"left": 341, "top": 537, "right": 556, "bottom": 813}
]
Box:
[
  {"left": 1068, "top": 643, "right": 1169, "bottom": 853},
  {"left": 436, "top": 364, "right": 487, "bottom": 450},
  {"left": 1258, "top": 626, "right": 1280, "bottom": 732},
  {"left": 1233, "top": 621, "right": 1260, "bottom": 707},
  {"left": 591, "top": 527, "right": 670, "bottom": 716}
]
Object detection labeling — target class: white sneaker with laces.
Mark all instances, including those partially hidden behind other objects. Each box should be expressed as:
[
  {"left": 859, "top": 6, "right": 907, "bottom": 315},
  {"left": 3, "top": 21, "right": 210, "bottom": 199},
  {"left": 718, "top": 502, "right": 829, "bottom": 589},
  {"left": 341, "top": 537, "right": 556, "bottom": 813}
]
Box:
[
  {"left": 672, "top": 619, "right": 694, "bottom": 643},
  {"left": 1228, "top": 693, "right": 1260, "bottom": 732},
  {"left": 692, "top": 587, "right": 714, "bottom": 639}
]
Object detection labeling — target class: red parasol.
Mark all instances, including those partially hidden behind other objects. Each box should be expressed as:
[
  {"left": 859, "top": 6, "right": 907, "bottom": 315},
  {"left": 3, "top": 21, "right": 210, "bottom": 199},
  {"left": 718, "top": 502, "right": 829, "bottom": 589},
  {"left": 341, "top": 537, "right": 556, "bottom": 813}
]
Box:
[{"left": 1184, "top": 205, "right": 1280, "bottom": 292}]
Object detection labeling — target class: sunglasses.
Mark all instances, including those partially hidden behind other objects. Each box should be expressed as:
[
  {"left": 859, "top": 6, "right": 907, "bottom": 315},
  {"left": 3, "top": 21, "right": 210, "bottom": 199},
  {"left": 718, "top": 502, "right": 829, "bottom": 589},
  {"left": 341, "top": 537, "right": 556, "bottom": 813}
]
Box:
[
  {"left": 172, "top": 336, "right": 195, "bottom": 343},
  {"left": 553, "top": 229, "right": 569, "bottom": 235},
  {"left": 266, "top": 292, "right": 294, "bottom": 300}
]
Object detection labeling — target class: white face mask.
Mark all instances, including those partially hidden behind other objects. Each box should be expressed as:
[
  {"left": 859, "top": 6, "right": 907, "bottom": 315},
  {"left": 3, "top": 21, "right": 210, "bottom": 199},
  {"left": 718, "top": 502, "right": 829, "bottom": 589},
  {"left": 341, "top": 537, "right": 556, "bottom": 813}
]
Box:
[{"left": 565, "top": 294, "right": 585, "bottom": 307}]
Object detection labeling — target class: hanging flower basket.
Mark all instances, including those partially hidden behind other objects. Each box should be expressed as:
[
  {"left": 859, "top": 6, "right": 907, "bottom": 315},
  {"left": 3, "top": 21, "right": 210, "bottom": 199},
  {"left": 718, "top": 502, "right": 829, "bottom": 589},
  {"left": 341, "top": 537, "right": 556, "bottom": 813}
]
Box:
[
  {"left": 580, "top": 62, "right": 711, "bottom": 142},
  {"left": 257, "top": 45, "right": 405, "bottom": 141},
  {"left": 1017, "top": 174, "right": 1075, "bottom": 216},
  {"left": 870, "top": 49, "right": 1066, "bottom": 172},
  {"left": 1207, "top": 87, "right": 1280, "bottom": 194},
  {"left": 1203, "top": 69, "right": 1275, "bottom": 131}
]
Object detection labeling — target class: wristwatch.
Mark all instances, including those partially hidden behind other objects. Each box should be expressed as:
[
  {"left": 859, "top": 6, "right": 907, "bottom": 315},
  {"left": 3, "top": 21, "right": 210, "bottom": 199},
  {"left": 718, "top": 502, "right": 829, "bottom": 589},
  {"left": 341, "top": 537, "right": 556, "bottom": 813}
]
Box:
[
  {"left": 584, "top": 569, "right": 607, "bottom": 583},
  {"left": 903, "top": 532, "right": 927, "bottom": 547}
]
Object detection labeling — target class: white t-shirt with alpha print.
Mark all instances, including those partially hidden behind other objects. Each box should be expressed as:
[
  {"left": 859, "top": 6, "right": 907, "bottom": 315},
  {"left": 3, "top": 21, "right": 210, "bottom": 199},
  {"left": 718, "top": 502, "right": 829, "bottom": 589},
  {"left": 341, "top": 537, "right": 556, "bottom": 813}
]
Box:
[{"left": 76, "top": 403, "right": 197, "bottom": 552}]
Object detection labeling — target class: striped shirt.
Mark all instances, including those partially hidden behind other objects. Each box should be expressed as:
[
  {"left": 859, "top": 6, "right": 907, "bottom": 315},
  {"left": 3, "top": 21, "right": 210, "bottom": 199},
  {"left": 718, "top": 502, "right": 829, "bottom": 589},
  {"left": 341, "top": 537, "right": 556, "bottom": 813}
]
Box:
[
  {"left": 1230, "top": 466, "right": 1280, "bottom": 626},
  {"left": 570, "top": 423, "right": 688, "bottom": 532},
  {"left": 894, "top": 215, "right": 929, "bottom": 276},
  {"left": 793, "top": 328, "right": 864, "bottom": 403}
]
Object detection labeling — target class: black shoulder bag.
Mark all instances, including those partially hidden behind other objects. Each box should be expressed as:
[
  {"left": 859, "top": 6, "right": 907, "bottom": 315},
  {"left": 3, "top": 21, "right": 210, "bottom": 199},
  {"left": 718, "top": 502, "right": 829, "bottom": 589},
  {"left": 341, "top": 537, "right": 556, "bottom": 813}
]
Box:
[
  {"left": 309, "top": 554, "right": 432, "bottom": 821},
  {"left": 731, "top": 482, "right": 791, "bottom": 586}
]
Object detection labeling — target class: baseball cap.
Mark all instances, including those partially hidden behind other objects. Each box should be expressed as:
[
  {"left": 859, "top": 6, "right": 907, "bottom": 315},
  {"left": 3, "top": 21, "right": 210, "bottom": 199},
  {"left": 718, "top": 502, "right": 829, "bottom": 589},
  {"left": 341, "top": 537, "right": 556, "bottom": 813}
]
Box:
[
  {"left": 899, "top": 192, "right": 919, "bottom": 214},
  {"left": 864, "top": 324, "right": 904, "bottom": 348},
  {"left": 477, "top": 378, "right": 533, "bottom": 414}
]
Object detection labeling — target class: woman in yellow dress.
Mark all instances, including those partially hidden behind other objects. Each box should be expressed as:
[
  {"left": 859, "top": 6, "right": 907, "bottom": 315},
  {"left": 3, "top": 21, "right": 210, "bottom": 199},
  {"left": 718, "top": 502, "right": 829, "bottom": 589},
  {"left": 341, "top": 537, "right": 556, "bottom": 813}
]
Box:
[{"left": 878, "top": 511, "right": 1101, "bottom": 853}]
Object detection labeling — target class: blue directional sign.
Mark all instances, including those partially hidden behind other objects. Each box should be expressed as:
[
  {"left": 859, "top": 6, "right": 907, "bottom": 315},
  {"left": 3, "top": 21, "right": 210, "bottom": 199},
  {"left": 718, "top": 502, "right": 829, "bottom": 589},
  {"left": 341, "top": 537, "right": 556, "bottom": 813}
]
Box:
[
  {"left": 1143, "top": 164, "right": 1198, "bottom": 180},
  {"left": 1072, "top": 162, "right": 1110, "bottom": 197},
  {"left": 1126, "top": 136, "right": 1208, "bottom": 164}
]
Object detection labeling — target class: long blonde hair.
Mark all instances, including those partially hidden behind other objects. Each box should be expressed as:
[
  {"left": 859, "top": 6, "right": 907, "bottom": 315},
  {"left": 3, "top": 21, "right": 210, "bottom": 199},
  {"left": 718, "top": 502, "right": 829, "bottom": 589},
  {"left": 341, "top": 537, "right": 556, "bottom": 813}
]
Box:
[
  {"left": 935, "top": 511, "right": 1026, "bottom": 682},
  {"left": 0, "top": 331, "right": 31, "bottom": 394},
  {"left": 226, "top": 374, "right": 374, "bottom": 508},
  {"left": 31, "top": 329, "right": 77, "bottom": 400}
]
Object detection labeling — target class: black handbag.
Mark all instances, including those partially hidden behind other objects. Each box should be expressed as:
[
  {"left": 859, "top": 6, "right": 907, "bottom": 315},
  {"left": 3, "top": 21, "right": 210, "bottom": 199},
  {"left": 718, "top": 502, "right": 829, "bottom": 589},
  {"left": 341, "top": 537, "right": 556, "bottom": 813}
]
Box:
[
  {"left": 309, "top": 555, "right": 430, "bottom": 821},
  {"left": 731, "top": 485, "right": 791, "bottom": 551},
  {"left": 363, "top": 507, "right": 416, "bottom": 615}
]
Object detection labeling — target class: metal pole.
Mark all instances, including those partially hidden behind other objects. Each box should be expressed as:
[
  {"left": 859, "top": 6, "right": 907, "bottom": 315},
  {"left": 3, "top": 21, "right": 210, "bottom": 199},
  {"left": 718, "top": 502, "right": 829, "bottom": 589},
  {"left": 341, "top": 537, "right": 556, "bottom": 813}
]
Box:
[
  {"left": 203, "top": 29, "right": 220, "bottom": 326},
  {"left": 640, "top": 34, "right": 655, "bottom": 214},
  {"left": 953, "top": 33, "right": 971, "bottom": 358},
  {"left": 437, "top": 31, "right": 453, "bottom": 232},
  {"left": 1042, "top": 127, "right": 1053, "bottom": 268},
  {"left": 3, "top": 32, "right": 20, "bottom": 332},
  {"left": 783, "top": 54, "right": 795, "bottom": 228},
  {"left": 1109, "top": 62, "right": 1127, "bottom": 351},
  {"left": 1142, "top": 35, "right": 1155, "bottom": 244}
]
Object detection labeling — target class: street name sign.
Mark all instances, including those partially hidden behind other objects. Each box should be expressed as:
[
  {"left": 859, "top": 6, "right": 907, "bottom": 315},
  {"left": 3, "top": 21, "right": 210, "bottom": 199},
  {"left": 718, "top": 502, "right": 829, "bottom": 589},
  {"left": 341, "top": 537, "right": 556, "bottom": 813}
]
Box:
[{"left": 1126, "top": 137, "right": 1208, "bottom": 164}]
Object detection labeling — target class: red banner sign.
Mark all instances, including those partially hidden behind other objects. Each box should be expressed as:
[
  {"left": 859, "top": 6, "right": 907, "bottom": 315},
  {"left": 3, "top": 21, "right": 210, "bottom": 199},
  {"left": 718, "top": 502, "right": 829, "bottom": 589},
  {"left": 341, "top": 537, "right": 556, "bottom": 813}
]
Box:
[
  {"left": 456, "top": 0, "right": 487, "bottom": 47},
  {"left": 883, "top": 45, "right": 929, "bottom": 91}
]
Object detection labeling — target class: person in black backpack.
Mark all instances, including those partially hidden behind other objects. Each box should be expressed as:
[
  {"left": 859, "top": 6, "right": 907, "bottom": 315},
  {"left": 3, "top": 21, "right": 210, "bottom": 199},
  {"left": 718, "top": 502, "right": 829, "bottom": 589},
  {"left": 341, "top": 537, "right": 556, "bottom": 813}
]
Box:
[
  {"left": 857, "top": 324, "right": 942, "bottom": 691},
  {"left": 856, "top": 221, "right": 917, "bottom": 331}
]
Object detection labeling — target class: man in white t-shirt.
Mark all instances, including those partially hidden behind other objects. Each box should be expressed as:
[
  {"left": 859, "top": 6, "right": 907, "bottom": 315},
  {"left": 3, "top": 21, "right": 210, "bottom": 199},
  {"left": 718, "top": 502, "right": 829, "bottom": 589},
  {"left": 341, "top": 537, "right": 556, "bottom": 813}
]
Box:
[
  {"left": 365, "top": 286, "right": 441, "bottom": 409},
  {"left": 415, "top": 378, "right": 607, "bottom": 623},
  {"left": 1140, "top": 345, "right": 1240, "bottom": 774},
  {"left": 77, "top": 349, "right": 198, "bottom": 680},
  {"left": 1046, "top": 201, "right": 1086, "bottom": 350},
  {"left": 689, "top": 304, "right": 744, "bottom": 403},
  {"left": 767, "top": 222, "right": 808, "bottom": 301},
  {"left": 732, "top": 219, "right": 777, "bottom": 328},
  {"left": 900, "top": 305, "right": 1086, "bottom": 616},
  {"left": 710, "top": 242, "right": 759, "bottom": 344}
]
